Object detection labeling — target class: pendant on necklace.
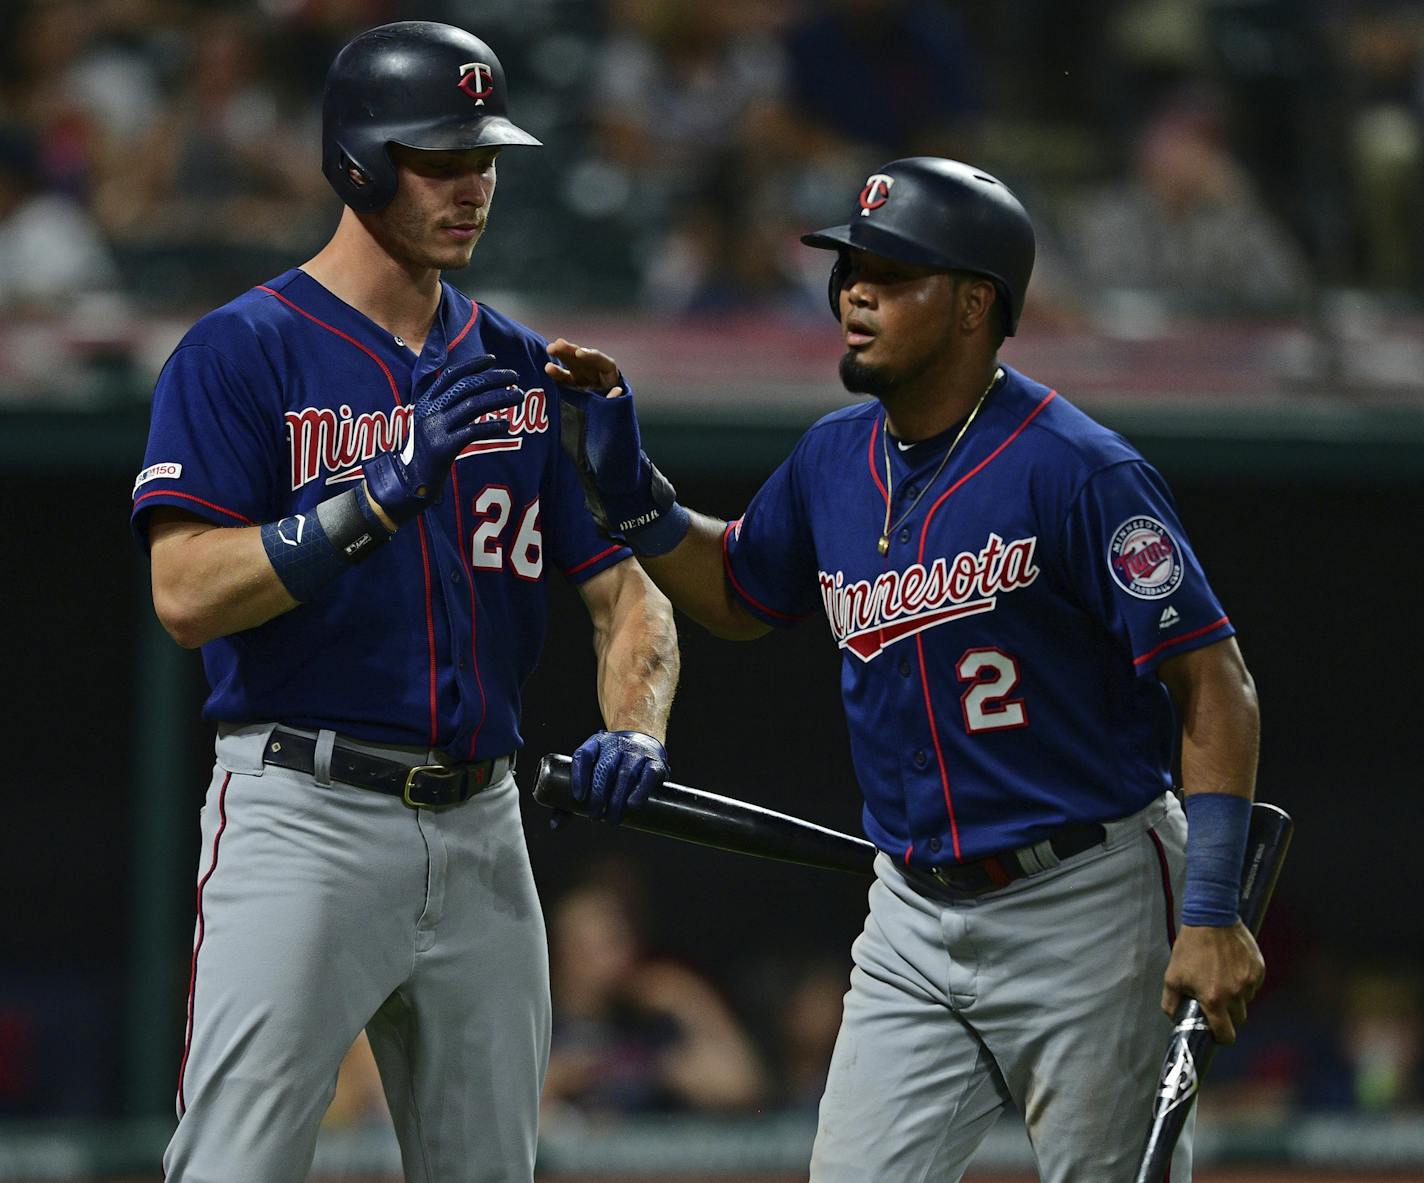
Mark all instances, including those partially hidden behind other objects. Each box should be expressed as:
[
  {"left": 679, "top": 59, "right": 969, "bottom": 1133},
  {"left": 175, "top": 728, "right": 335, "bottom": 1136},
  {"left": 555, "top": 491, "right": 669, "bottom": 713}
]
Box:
[{"left": 877, "top": 536, "right": 889, "bottom": 556}]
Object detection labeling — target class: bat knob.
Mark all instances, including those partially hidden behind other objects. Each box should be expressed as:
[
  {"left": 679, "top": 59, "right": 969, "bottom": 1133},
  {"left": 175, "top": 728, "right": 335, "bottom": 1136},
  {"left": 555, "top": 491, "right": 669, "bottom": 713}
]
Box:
[{"left": 534, "top": 753, "right": 575, "bottom": 810}]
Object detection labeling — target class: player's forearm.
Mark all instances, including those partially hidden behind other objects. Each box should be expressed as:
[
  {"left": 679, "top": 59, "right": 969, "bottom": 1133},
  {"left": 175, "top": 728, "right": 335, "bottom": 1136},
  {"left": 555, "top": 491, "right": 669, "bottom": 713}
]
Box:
[
  {"left": 592, "top": 568, "right": 680, "bottom": 740},
  {"left": 639, "top": 512, "right": 770, "bottom": 641},
  {"left": 150, "top": 520, "right": 298, "bottom": 648},
  {"left": 1161, "top": 638, "right": 1260, "bottom": 799}
]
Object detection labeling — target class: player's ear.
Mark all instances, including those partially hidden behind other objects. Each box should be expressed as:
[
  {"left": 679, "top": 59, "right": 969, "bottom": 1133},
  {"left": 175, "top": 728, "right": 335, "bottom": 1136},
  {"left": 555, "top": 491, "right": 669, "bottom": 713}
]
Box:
[{"left": 957, "top": 276, "right": 998, "bottom": 336}]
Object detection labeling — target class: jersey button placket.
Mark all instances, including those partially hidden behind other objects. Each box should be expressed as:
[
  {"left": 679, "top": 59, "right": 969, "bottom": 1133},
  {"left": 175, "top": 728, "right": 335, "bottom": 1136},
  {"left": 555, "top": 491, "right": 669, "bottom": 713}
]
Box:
[{"left": 912, "top": 749, "right": 928, "bottom": 769}]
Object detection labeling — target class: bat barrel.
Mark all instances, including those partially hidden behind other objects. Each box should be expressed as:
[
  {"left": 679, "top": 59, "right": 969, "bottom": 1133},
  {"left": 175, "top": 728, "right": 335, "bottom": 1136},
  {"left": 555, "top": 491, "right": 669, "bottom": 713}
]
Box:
[{"left": 533, "top": 754, "right": 877, "bottom": 877}]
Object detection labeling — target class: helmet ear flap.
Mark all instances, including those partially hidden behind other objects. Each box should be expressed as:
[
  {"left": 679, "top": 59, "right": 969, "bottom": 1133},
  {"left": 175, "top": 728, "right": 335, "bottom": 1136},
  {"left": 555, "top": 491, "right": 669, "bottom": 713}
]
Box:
[{"left": 828, "top": 252, "right": 848, "bottom": 320}]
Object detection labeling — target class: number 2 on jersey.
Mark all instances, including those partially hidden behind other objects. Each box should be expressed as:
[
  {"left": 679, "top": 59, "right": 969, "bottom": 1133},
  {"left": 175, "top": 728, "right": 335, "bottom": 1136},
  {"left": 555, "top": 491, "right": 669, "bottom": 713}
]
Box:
[
  {"left": 470, "top": 485, "right": 543, "bottom": 579},
  {"left": 957, "top": 647, "right": 1028, "bottom": 732}
]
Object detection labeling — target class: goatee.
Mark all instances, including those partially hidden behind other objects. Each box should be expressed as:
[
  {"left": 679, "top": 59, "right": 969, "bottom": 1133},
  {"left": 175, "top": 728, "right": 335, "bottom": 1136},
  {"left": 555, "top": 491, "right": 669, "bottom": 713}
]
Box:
[{"left": 839, "top": 352, "right": 895, "bottom": 396}]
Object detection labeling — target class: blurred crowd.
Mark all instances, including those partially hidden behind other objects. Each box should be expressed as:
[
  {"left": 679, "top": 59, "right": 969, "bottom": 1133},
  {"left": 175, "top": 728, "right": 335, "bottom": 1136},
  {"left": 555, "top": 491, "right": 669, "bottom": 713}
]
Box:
[{"left": 1, "top": 0, "right": 1423, "bottom": 330}]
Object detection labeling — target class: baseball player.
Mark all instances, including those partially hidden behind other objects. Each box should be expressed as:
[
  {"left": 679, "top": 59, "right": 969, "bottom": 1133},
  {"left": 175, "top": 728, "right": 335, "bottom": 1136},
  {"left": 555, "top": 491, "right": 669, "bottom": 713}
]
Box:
[
  {"left": 130, "top": 23, "right": 678, "bottom": 1183},
  {"left": 552, "top": 158, "right": 1265, "bottom": 1181}
]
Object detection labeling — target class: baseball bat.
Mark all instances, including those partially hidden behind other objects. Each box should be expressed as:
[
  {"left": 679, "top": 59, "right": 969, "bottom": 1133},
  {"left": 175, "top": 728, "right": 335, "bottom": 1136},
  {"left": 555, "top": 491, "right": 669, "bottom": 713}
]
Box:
[
  {"left": 533, "top": 753, "right": 877, "bottom": 877},
  {"left": 1132, "top": 801, "right": 1294, "bottom": 1183}
]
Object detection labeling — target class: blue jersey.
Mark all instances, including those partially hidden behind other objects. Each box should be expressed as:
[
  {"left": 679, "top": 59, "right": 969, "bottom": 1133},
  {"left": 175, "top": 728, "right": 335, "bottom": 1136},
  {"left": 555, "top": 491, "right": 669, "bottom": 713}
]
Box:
[
  {"left": 724, "top": 366, "right": 1233, "bottom": 865},
  {"left": 131, "top": 268, "right": 628, "bottom": 759}
]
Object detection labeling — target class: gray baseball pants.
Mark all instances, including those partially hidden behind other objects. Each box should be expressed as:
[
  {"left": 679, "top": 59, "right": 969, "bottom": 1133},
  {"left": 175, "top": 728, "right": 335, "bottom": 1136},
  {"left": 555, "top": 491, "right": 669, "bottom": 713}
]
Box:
[
  {"left": 164, "top": 723, "right": 550, "bottom": 1183},
  {"left": 811, "top": 792, "right": 1194, "bottom": 1182}
]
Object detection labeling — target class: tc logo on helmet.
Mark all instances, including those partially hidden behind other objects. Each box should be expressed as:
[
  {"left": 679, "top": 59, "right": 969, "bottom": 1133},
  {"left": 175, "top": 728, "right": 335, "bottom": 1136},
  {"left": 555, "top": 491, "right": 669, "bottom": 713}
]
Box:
[
  {"left": 859, "top": 174, "right": 894, "bottom": 217},
  {"left": 458, "top": 62, "right": 494, "bottom": 103}
]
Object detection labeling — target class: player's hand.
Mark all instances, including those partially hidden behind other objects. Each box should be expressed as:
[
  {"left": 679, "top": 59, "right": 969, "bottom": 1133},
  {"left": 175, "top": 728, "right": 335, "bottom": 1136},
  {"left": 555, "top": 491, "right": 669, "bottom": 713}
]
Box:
[
  {"left": 569, "top": 730, "right": 669, "bottom": 824},
  {"left": 553, "top": 348, "right": 690, "bottom": 556},
  {"left": 545, "top": 337, "right": 622, "bottom": 395},
  {"left": 364, "top": 353, "right": 523, "bottom": 525},
  {"left": 1161, "top": 920, "right": 1264, "bottom": 1044}
]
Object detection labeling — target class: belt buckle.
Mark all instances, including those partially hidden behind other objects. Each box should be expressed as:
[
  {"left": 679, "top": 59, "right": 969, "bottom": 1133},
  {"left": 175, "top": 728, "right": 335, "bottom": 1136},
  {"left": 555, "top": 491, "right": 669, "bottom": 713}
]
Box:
[
  {"left": 402, "top": 764, "right": 466, "bottom": 809},
  {"left": 929, "top": 866, "right": 978, "bottom": 894},
  {"left": 928, "top": 857, "right": 1008, "bottom": 897}
]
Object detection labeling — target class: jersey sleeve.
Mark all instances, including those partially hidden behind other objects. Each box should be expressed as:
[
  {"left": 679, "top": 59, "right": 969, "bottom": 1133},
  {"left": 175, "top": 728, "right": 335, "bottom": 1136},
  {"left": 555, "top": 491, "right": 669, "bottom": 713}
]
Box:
[
  {"left": 130, "top": 342, "right": 283, "bottom": 549},
  {"left": 545, "top": 387, "right": 632, "bottom": 584},
  {"left": 722, "top": 449, "right": 821, "bottom": 627},
  {"left": 1058, "top": 459, "right": 1234, "bottom": 676}
]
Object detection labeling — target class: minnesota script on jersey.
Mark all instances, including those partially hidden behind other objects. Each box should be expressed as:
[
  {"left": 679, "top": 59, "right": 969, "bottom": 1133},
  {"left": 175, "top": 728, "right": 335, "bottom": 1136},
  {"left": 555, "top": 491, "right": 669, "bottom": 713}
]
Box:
[
  {"left": 723, "top": 367, "right": 1233, "bottom": 863},
  {"left": 131, "top": 269, "right": 629, "bottom": 759}
]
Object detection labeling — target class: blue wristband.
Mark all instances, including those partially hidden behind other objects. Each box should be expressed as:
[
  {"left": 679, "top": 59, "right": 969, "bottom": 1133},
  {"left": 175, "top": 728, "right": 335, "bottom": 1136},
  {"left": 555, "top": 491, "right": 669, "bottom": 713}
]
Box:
[
  {"left": 261, "top": 488, "right": 393, "bottom": 603},
  {"left": 1180, "top": 792, "right": 1252, "bottom": 927}
]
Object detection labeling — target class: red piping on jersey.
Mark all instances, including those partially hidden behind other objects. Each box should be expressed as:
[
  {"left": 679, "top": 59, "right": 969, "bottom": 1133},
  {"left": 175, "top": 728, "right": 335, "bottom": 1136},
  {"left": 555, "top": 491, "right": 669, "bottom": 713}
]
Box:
[
  {"left": 447, "top": 301, "right": 479, "bottom": 350},
  {"left": 178, "top": 771, "right": 231, "bottom": 1115},
  {"left": 721, "top": 521, "right": 812, "bottom": 622},
  {"left": 256, "top": 285, "right": 401, "bottom": 403},
  {"left": 909, "top": 389, "right": 1057, "bottom": 856},
  {"left": 133, "top": 489, "right": 254, "bottom": 526},
  {"left": 1147, "top": 826, "right": 1178, "bottom": 946},
  {"left": 916, "top": 629, "right": 963, "bottom": 858},
  {"left": 916, "top": 389, "right": 1058, "bottom": 564},
  {"left": 259, "top": 282, "right": 441, "bottom": 745},
  {"left": 413, "top": 519, "right": 439, "bottom": 744},
  {"left": 1133, "top": 616, "right": 1230, "bottom": 667},
  {"left": 867, "top": 417, "right": 888, "bottom": 506},
  {"left": 565, "top": 543, "right": 624, "bottom": 578},
  {"left": 449, "top": 466, "right": 489, "bottom": 760}
]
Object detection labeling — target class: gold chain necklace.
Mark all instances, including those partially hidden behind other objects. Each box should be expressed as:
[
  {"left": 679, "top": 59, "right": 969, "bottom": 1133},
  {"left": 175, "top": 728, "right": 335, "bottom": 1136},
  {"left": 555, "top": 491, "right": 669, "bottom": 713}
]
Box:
[{"left": 878, "top": 368, "right": 1001, "bottom": 556}]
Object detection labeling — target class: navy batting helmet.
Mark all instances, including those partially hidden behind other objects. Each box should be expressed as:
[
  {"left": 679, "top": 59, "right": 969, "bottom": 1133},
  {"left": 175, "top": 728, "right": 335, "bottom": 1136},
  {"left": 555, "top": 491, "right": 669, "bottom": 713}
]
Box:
[
  {"left": 802, "top": 158, "right": 1035, "bottom": 335},
  {"left": 321, "top": 21, "right": 541, "bottom": 214}
]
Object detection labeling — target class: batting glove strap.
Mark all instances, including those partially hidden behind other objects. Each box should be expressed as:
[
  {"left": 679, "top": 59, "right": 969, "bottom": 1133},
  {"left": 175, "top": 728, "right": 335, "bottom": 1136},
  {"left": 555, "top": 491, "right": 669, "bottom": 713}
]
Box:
[
  {"left": 1180, "top": 791, "right": 1252, "bottom": 927},
  {"left": 261, "top": 487, "right": 394, "bottom": 603},
  {"left": 612, "top": 461, "right": 691, "bottom": 556},
  {"left": 362, "top": 450, "right": 427, "bottom": 525}
]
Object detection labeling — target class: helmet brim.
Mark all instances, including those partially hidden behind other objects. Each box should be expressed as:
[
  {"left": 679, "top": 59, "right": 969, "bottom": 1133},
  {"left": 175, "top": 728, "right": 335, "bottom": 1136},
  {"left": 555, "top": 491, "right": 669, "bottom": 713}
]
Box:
[
  {"left": 801, "top": 222, "right": 952, "bottom": 271},
  {"left": 389, "top": 115, "right": 542, "bottom": 151}
]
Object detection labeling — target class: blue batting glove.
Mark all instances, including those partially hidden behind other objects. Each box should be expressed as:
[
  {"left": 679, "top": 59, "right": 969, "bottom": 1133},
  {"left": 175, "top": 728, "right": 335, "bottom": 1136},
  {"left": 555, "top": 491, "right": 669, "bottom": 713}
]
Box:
[
  {"left": 569, "top": 730, "right": 670, "bottom": 824},
  {"left": 365, "top": 353, "right": 523, "bottom": 524},
  {"left": 559, "top": 381, "right": 690, "bottom": 556}
]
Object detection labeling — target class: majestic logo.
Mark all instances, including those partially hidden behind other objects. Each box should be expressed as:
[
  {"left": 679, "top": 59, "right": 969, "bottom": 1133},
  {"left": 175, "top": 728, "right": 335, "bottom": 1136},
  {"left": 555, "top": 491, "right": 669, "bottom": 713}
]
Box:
[
  {"left": 858, "top": 174, "right": 894, "bottom": 217},
  {"left": 820, "top": 533, "right": 1039, "bottom": 661},
  {"left": 1158, "top": 605, "right": 1180, "bottom": 630},
  {"left": 133, "top": 461, "right": 183, "bottom": 494},
  {"left": 1109, "top": 515, "right": 1183, "bottom": 600},
  {"left": 458, "top": 62, "right": 494, "bottom": 103},
  {"left": 284, "top": 389, "right": 549, "bottom": 491}
]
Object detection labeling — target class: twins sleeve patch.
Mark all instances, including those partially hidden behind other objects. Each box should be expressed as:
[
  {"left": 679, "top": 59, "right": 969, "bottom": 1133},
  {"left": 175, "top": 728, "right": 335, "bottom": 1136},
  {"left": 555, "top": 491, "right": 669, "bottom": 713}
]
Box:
[
  {"left": 133, "top": 462, "right": 183, "bottom": 495},
  {"left": 1108, "top": 515, "right": 1184, "bottom": 599}
]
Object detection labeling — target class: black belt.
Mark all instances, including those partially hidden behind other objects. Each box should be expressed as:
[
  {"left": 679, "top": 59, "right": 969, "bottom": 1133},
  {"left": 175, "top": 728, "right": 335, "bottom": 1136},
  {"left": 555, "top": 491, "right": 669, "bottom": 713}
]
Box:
[
  {"left": 898, "top": 821, "right": 1107, "bottom": 898},
  {"left": 263, "top": 728, "right": 513, "bottom": 808}
]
